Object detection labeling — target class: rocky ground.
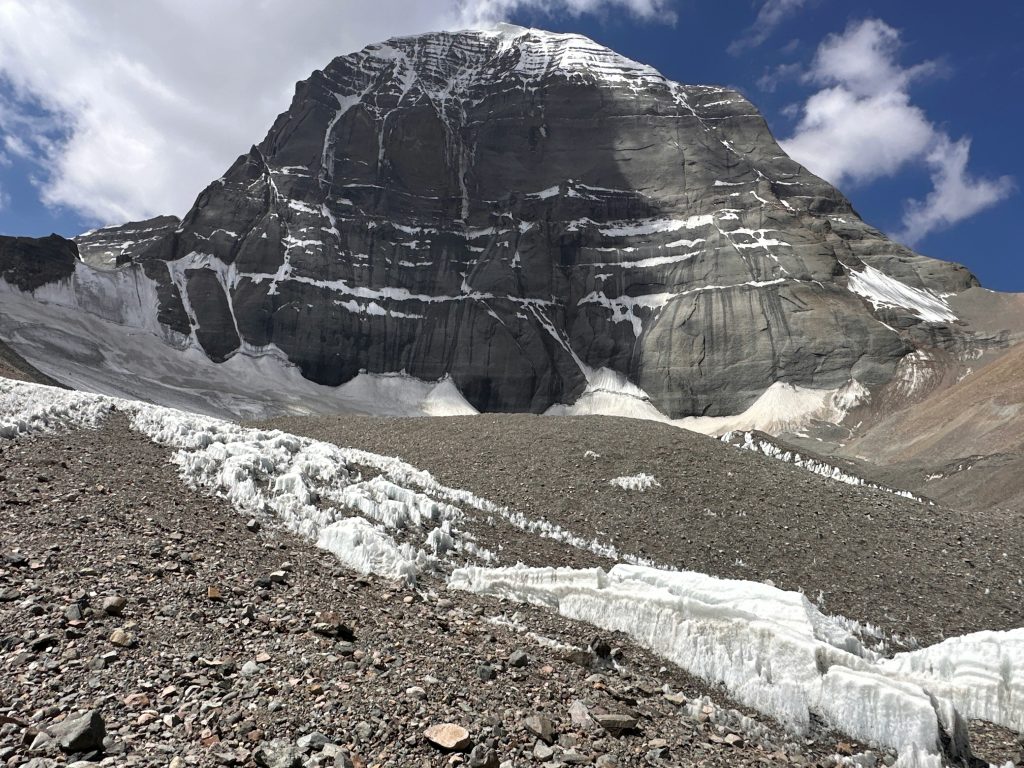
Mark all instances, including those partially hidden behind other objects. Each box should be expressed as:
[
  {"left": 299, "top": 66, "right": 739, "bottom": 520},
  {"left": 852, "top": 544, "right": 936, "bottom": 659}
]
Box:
[
  {"left": 264, "top": 414, "right": 1024, "bottom": 648},
  {"left": 0, "top": 417, "right": 957, "bottom": 768}
]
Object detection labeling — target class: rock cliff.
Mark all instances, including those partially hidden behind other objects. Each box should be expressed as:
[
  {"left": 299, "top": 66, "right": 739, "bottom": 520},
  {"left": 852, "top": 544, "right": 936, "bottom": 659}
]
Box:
[{"left": 0, "top": 25, "right": 998, "bottom": 424}]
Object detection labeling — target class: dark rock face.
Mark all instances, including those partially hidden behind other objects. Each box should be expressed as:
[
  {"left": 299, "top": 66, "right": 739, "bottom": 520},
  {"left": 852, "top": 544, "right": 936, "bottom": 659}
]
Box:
[
  {"left": 1, "top": 26, "right": 989, "bottom": 418},
  {"left": 0, "top": 234, "right": 78, "bottom": 292}
]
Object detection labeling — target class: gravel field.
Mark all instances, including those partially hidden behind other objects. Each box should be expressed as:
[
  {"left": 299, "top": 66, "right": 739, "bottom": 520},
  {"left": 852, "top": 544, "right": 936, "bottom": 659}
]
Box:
[
  {"left": 0, "top": 417, "right": 919, "bottom": 768},
  {"left": 265, "top": 413, "right": 1024, "bottom": 647}
]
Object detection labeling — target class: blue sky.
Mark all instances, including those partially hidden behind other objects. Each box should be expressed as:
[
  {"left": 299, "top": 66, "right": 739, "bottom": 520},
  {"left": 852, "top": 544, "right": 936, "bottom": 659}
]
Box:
[{"left": 0, "top": 1, "right": 1020, "bottom": 289}]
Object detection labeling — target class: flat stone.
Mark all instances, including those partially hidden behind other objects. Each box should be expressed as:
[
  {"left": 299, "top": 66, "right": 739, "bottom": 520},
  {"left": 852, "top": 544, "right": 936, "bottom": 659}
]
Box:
[
  {"left": 423, "top": 723, "right": 472, "bottom": 751},
  {"left": 109, "top": 628, "right": 134, "bottom": 647},
  {"left": 592, "top": 713, "right": 638, "bottom": 735}
]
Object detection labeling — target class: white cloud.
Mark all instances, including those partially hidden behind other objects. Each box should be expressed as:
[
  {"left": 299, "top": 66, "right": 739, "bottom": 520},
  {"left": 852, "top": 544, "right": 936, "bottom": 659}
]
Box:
[
  {"left": 780, "top": 18, "right": 1014, "bottom": 244},
  {"left": 0, "top": 0, "right": 674, "bottom": 228},
  {"left": 897, "top": 137, "right": 1015, "bottom": 245},
  {"left": 729, "top": 0, "right": 811, "bottom": 55},
  {"left": 456, "top": 0, "right": 676, "bottom": 26},
  {"left": 0, "top": 180, "right": 9, "bottom": 210}
]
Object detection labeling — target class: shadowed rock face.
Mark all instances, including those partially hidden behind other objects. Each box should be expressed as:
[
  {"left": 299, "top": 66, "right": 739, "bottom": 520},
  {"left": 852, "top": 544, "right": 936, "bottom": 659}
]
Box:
[
  {"left": 0, "top": 26, "right": 987, "bottom": 417},
  {"left": 0, "top": 234, "right": 78, "bottom": 292}
]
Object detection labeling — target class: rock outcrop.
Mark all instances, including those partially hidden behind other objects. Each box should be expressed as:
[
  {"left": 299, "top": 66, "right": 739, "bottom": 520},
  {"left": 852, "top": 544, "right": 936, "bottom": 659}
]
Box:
[{"left": 0, "top": 24, "right": 1001, "bottom": 422}]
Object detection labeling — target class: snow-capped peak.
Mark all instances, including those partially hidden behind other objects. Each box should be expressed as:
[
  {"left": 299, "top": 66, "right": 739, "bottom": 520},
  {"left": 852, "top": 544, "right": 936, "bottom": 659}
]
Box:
[{"left": 350, "top": 24, "right": 672, "bottom": 99}]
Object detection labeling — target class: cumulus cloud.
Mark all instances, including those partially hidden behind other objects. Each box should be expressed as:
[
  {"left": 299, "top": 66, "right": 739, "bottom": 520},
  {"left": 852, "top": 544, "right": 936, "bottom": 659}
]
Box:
[
  {"left": 729, "top": 0, "right": 811, "bottom": 55},
  {"left": 898, "top": 137, "right": 1015, "bottom": 244},
  {"left": 0, "top": 0, "right": 675, "bottom": 228},
  {"left": 456, "top": 0, "right": 676, "bottom": 26},
  {"left": 780, "top": 18, "right": 1014, "bottom": 244}
]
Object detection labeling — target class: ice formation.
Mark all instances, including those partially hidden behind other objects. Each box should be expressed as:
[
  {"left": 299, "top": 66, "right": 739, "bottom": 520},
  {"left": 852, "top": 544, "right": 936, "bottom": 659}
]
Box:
[
  {"left": 4, "top": 377, "right": 1023, "bottom": 766},
  {"left": 0, "top": 379, "right": 650, "bottom": 577},
  {"left": 608, "top": 473, "right": 660, "bottom": 491},
  {"left": 724, "top": 431, "right": 926, "bottom": 502},
  {"left": 450, "top": 563, "right": 1024, "bottom": 765}
]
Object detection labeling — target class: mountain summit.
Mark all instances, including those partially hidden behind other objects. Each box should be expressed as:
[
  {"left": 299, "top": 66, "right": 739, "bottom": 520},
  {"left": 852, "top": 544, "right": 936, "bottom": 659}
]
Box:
[{"left": 0, "top": 26, "right": 1003, "bottom": 427}]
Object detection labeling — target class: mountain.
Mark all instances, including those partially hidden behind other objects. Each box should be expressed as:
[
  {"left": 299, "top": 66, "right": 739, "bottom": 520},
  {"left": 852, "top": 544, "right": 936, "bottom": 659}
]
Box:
[{"left": 0, "top": 24, "right": 1017, "bottom": 429}]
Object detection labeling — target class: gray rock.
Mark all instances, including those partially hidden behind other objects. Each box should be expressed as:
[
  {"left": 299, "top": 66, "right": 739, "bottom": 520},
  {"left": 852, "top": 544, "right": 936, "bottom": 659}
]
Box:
[
  {"left": 468, "top": 744, "right": 500, "bottom": 768},
  {"left": 240, "top": 660, "right": 260, "bottom": 676},
  {"left": 533, "top": 741, "right": 555, "bottom": 761},
  {"left": 296, "top": 731, "right": 330, "bottom": 751},
  {"left": 507, "top": 649, "right": 529, "bottom": 668},
  {"left": 477, "top": 664, "right": 496, "bottom": 681},
  {"left": 101, "top": 595, "right": 126, "bottom": 616},
  {"left": 592, "top": 713, "right": 638, "bottom": 735},
  {"left": 50, "top": 710, "right": 106, "bottom": 753},
  {"left": 254, "top": 739, "right": 304, "bottom": 768},
  {"left": 568, "top": 700, "right": 597, "bottom": 731},
  {"left": 523, "top": 714, "right": 556, "bottom": 745}
]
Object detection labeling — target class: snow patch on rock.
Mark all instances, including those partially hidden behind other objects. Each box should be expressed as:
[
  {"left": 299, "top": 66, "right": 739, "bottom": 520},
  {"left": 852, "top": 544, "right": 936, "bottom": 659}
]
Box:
[{"left": 847, "top": 265, "right": 957, "bottom": 324}]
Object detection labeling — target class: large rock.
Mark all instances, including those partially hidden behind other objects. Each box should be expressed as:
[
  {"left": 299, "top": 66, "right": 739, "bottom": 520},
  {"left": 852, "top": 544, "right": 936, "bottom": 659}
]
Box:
[
  {"left": 0, "top": 24, "right": 1000, "bottom": 426},
  {"left": 50, "top": 710, "right": 106, "bottom": 753}
]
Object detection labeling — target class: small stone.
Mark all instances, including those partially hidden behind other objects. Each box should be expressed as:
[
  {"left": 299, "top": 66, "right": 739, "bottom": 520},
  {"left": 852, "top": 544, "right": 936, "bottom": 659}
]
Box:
[
  {"left": 241, "top": 660, "right": 260, "bottom": 676},
  {"left": 170, "top": 758, "right": 186, "bottom": 768},
  {"left": 64, "top": 604, "right": 83, "bottom": 622},
  {"left": 109, "top": 628, "right": 135, "bottom": 647},
  {"left": 50, "top": 710, "right": 106, "bottom": 753},
  {"left": 724, "top": 733, "right": 744, "bottom": 748},
  {"left": 533, "top": 741, "right": 555, "bottom": 761},
  {"left": 101, "top": 595, "right": 126, "bottom": 616},
  {"left": 595, "top": 756, "right": 619, "bottom": 768},
  {"left": 468, "top": 743, "right": 499, "bottom": 768},
  {"left": 253, "top": 739, "right": 304, "bottom": 768},
  {"left": 255, "top": 652, "right": 272, "bottom": 663},
  {"left": 246, "top": 519, "right": 261, "bottom": 532},
  {"left": 423, "top": 723, "right": 472, "bottom": 751},
  {"left": 296, "top": 731, "right": 330, "bottom": 751},
  {"left": 30, "top": 731, "right": 54, "bottom": 750},
  {"left": 507, "top": 650, "right": 529, "bottom": 668},
  {"left": 522, "top": 714, "right": 556, "bottom": 745},
  {"left": 207, "top": 586, "right": 223, "bottom": 601},
  {"left": 406, "top": 686, "right": 427, "bottom": 700},
  {"left": 269, "top": 571, "right": 287, "bottom": 584},
  {"left": 592, "top": 713, "right": 637, "bottom": 735},
  {"left": 568, "top": 700, "right": 597, "bottom": 731},
  {"left": 477, "top": 664, "right": 496, "bottom": 681},
  {"left": 31, "top": 634, "right": 58, "bottom": 652}
]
